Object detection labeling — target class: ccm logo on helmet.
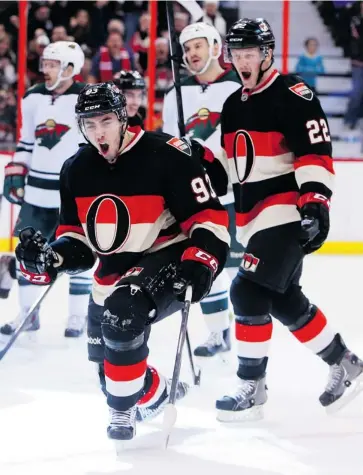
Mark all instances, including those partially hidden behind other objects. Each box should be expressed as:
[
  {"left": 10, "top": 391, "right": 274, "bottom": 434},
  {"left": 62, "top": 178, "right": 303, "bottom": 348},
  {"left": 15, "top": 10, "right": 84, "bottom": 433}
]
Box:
[{"left": 84, "top": 104, "right": 101, "bottom": 111}]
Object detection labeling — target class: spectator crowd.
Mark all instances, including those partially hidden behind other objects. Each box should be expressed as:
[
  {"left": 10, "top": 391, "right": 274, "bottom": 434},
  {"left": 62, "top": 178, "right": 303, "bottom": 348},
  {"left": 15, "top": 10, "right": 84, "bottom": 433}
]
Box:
[{"left": 0, "top": 0, "right": 237, "bottom": 150}]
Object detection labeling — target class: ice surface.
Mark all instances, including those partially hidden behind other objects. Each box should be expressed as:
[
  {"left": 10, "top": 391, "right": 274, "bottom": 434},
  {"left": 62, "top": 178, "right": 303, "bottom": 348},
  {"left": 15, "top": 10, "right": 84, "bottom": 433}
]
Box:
[{"left": 0, "top": 255, "right": 362, "bottom": 475}]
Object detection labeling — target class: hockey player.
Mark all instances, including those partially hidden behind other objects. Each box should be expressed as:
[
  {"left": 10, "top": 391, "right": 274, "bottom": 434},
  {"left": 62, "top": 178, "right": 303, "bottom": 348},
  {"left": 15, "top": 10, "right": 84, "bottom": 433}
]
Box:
[
  {"left": 163, "top": 22, "right": 241, "bottom": 358},
  {"left": 15, "top": 82, "right": 230, "bottom": 440},
  {"left": 0, "top": 41, "right": 93, "bottom": 338},
  {"left": 113, "top": 70, "right": 146, "bottom": 127},
  {"left": 215, "top": 18, "right": 363, "bottom": 421}
]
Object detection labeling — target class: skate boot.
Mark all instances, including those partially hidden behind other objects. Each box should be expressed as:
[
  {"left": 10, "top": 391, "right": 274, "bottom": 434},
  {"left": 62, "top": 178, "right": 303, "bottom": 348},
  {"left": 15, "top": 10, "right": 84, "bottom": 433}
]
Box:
[
  {"left": 216, "top": 376, "right": 268, "bottom": 422},
  {"left": 320, "top": 350, "right": 363, "bottom": 412},
  {"left": 64, "top": 314, "right": 85, "bottom": 337},
  {"left": 107, "top": 406, "right": 137, "bottom": 441},
  {"left": 194, "top": 328, "right": 231, "bottom": 357},
  {"left": 0, "top": 307, "right": 40, "bottom": 335},
  {"left": 137, "top": 376, "right": 189, "bottom": 422}
]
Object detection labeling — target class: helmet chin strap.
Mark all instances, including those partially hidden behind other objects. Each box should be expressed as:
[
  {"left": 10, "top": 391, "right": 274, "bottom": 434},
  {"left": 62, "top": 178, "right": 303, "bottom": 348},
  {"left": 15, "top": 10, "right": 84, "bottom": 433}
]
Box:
[
  {"left": 255, "top": 48, "right": 274, "bottom": 87},
  {"left": 45, "top": 68, "right": 73, "bottom": 91}
]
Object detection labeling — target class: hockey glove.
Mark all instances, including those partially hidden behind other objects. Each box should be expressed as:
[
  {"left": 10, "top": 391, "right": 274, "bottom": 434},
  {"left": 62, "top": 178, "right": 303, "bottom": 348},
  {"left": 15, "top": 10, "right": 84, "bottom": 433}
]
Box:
[
  {"left": 297, "top": 193, "right": 330, "bottom": 254},
  {"left": 3, "top": 162, "right": 28, "bottom": 205},
  {"left": 15, "top": 227, "right": 59, "bottom": 285},
  {"left": 173, "top": 247, "right": 218, "bottom": 303}
]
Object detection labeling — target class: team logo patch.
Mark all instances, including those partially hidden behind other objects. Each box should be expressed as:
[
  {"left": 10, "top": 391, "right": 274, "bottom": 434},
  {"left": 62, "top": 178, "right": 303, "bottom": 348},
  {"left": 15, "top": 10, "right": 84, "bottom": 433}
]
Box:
[
  {"left": 121, "top": 266, "right": 144, "bottom": 279},
  {"left": 35, "top": 119, "right": 70, "bottom": 149},
  {"left": 241, "top": 252, "right": 260, "bottom": 272},
  {"left": 289, "top": 82, "right": 313, "bottom": 101},
  {"left": 166, "top": 137, "right": 191, "bottom": 156},
  {"left": 185, "top": 108, "right": 221, "bottom": 141}
]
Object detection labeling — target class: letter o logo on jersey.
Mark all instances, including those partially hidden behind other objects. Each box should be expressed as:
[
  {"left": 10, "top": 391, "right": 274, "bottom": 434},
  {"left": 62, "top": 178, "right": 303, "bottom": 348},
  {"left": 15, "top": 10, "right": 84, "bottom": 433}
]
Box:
[
  {"left": 233, "top": 130, "right": 255, "bottom": 184},
  {"left": 86, "top": 194, "right": 130, "bottom": 255}
]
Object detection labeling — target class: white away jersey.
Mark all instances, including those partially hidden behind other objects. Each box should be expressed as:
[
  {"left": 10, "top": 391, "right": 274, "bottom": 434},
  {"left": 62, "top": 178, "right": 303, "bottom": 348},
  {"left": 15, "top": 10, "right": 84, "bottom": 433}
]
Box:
[
  {"left": 162, "top": 69, "right": 240, "bottom": 204},
  {"left": 15, "top": 82, "right": 84, "bottom": 208}
]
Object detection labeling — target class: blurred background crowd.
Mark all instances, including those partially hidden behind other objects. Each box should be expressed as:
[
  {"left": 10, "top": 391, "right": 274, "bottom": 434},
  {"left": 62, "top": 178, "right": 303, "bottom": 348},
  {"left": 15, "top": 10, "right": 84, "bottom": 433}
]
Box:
[{"left": 0, "top": 1, "right": 362, "bottom": 153}]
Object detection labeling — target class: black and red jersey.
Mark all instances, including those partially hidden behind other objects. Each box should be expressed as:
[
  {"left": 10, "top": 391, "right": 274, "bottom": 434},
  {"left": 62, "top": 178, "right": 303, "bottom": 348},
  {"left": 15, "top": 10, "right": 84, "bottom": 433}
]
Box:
[
  {"left": 55, "top": 127, "right": 230, "bottom": 304},
  {"left": 221, "top": 69, "right": 334, "bottom": 247}
]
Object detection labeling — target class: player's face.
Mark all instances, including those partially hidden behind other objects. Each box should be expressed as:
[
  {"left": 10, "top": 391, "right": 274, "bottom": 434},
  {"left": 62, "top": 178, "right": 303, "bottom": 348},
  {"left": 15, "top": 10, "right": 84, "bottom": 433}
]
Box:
[
  {"left": 184, "top": 38, "right": 210, "bottom": 73},
  {"left": 230, "top": 47, "right": 263, "bottom": 89},
  {"left": 124, "top": 89, "right": 143, "bottom": 117},
  {"left": 41, "top": 59, "right": 61, "bottom": 88},
  {"left": 83, "top": 113, "right": 123, "bottom": 161}
]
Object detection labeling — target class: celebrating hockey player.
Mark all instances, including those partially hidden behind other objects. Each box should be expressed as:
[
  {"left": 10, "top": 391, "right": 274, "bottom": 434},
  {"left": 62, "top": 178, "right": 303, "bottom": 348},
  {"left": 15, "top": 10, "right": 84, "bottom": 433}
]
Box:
[
  {"left": 0, "top": 41, "right": 93, "bottom": 338},
  {"left": 215, "top": 18, "right": 363, "bottom": 421},
  {"left": 163, "top": 22, "right": 241, "bottom": 358},
  {"left": 14, "top": 82, "right": 230, "bottom": 440},
  {"left": 113, "top": 70, "right": 146, "bottom": 127}
]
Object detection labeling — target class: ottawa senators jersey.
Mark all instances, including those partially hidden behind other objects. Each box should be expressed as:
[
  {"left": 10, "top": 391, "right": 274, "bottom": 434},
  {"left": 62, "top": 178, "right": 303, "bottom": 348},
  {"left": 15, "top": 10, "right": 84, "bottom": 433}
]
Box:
[
  {"left": 55, "top": 127, "right": 230, "bottom": 305},
  {"left": 221, "top": 69, "right": 334, "bottom": 247}
]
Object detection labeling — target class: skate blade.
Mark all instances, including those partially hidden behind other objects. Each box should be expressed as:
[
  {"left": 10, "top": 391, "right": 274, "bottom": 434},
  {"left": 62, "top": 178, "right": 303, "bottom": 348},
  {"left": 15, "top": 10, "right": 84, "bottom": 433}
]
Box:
[
  {"left": 216, "top": 404, "right": 264, "bottom": 423},
  {"left": 326, "top": 372, "right": 363, "bottom": 415}
]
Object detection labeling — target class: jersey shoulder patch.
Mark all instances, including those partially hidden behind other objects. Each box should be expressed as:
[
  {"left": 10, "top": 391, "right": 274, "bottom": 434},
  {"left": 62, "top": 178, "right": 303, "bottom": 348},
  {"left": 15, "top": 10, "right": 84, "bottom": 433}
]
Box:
[
  {"left": 288, "top": 82, "right": 313, "bottom": 101},
  {"left": 280, "top": 74, "right": 314, "bottom": 101},
  {"left": 166, "top": 137, "right": 192, "bottom": 156}
]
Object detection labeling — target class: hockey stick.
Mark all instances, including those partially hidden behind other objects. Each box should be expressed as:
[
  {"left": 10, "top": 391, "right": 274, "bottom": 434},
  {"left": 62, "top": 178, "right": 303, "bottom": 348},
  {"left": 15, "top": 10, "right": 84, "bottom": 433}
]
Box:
[
  {"left": 162, "top": 285, "right": 193, "bottom": 449},
  {"left": 186, "top": 329, "right": 201, "bottom": 386},
  {"left": 0, "top": 281, "right": 55, "bottom": 361},
  {"left": 166, "top": 0, "right": 202, "bottom": 386},
  {"left": 166, "top": 0, "right": 186, "bottom": 137}
]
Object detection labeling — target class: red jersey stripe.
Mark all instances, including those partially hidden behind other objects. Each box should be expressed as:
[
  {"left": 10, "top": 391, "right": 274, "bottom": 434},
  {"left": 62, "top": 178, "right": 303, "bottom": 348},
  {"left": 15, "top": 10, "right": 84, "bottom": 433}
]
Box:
[
  {"left": 75, "top": 195, "right": 165, "bottom": 224},
  {"left": 294, "top": 154, "right": 335, "bottom": 174},
  {"left": 104, "top": 359, "right": 148, "bottom": 382},
  {"left": 55, "top": 224, "right": 85, "bottom": 239},
  {"left": 180, "top": 209, "right": 229, "bottom": 234},
  {"left": 224, "top": 130, "right": 289, "bottom": 159},
  {"left": 235, "top": 321, "right": 273, "bottom": 343},
  {"left": 235, "top": 191, "right": 299, "bottom": 227},
  {"left": 292, "top": 308, "right": 327, "bottom": 343}
]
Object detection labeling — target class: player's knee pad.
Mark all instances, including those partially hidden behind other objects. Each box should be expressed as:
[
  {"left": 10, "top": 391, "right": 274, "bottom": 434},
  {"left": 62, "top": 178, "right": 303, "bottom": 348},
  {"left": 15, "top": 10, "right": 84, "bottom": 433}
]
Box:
[
  {"left": 271, "top": 284, "right": 310, "bottom": 328},
  {"left": 102, "top": 284, "right": 154, "bottom": 353},
  {"left": 230, "top": 274, "right": 272, "bottom": 317},
  {"left": 87, "top": 296, "right": 104, "bottom": 363}
]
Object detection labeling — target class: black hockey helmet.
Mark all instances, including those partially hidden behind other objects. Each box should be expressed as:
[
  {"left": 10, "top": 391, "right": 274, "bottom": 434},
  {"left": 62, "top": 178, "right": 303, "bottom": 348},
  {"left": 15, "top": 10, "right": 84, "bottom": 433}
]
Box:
[
  {"left": 113, "top": 70, "right": 146, "bottom": 91},
  {"left": 224, "top": 18, "right": 275, "bottom": 62},
  {"left": 76, "top": 82, "right": 128, "bottom": 154},
  {"left": 76, "top": 82, "right": 127, "bottom": 121}
]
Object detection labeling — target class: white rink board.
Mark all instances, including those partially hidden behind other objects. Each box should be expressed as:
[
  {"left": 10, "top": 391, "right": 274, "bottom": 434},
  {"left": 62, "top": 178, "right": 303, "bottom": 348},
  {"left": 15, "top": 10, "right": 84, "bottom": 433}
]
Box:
[{"left": 0, "top": 257, "right": 363, "bottom": 475}]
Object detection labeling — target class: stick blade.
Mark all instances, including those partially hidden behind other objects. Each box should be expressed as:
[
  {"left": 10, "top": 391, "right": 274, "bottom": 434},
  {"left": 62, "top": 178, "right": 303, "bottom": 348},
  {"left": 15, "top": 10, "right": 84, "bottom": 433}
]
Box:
[{"left": 162, "top": 403, "right": 177, "bottom": 449}]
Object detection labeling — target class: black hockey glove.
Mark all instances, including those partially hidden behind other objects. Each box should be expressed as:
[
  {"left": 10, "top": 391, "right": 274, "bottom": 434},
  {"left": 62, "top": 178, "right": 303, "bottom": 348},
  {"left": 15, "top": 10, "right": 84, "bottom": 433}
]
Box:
[
  {"left": 297, "top": 193, "right": 330, "bottom": 254},
  {"left": 173, "top": 247, "right": 218, "bottom": 303},
  {"left": 15, "top": 227, "right": 59, "bottom": 285}
]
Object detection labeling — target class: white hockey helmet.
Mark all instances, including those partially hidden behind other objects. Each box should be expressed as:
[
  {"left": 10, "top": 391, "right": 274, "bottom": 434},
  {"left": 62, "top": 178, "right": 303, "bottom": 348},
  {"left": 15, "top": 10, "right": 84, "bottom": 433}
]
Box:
[
  {"left": 179, "top": 22, "right": 222, "bottom": 75},
  {"left": 40, "top": 41, "right": 85, "bottom": 91}
]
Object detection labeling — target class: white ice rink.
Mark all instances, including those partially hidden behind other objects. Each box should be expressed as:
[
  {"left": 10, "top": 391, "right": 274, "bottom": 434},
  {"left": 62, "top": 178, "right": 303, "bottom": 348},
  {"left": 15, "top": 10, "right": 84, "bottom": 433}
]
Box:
[{"left": 0, "top": 255, "right": 362, "bottom": 475}]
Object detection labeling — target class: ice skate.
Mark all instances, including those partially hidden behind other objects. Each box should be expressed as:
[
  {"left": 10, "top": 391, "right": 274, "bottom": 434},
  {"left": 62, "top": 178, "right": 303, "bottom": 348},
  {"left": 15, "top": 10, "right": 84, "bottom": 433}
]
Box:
[
  {"left": 137, "top": 377, "right": 189, "bottom": 422},
  {"left": 107, "top": 406, "right": 137, "bottom": 441},
  {"left": 194, "top": 328, "right": 231, "bottom": 357},
  {"left": 320, "top": 350, "right": 363, "bottom": 413},
  {"left": 216, "top": 376, "right": 267, "bottom": 422},
  {"left": 0, "top": 308, "right": 40, "bottom": 335},
  {"left": 64, "top": 314, "right": 85, "bottom": 338}
]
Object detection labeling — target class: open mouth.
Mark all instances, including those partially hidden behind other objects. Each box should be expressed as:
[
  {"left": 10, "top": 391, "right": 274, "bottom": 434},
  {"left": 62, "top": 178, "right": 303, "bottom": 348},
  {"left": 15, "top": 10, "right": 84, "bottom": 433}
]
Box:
[
  {"left": 99, "top": 142, "right": 109, "bottom": 154},
  {"left": 241, "top": 71, "right": 252, "bottom": 80}
]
